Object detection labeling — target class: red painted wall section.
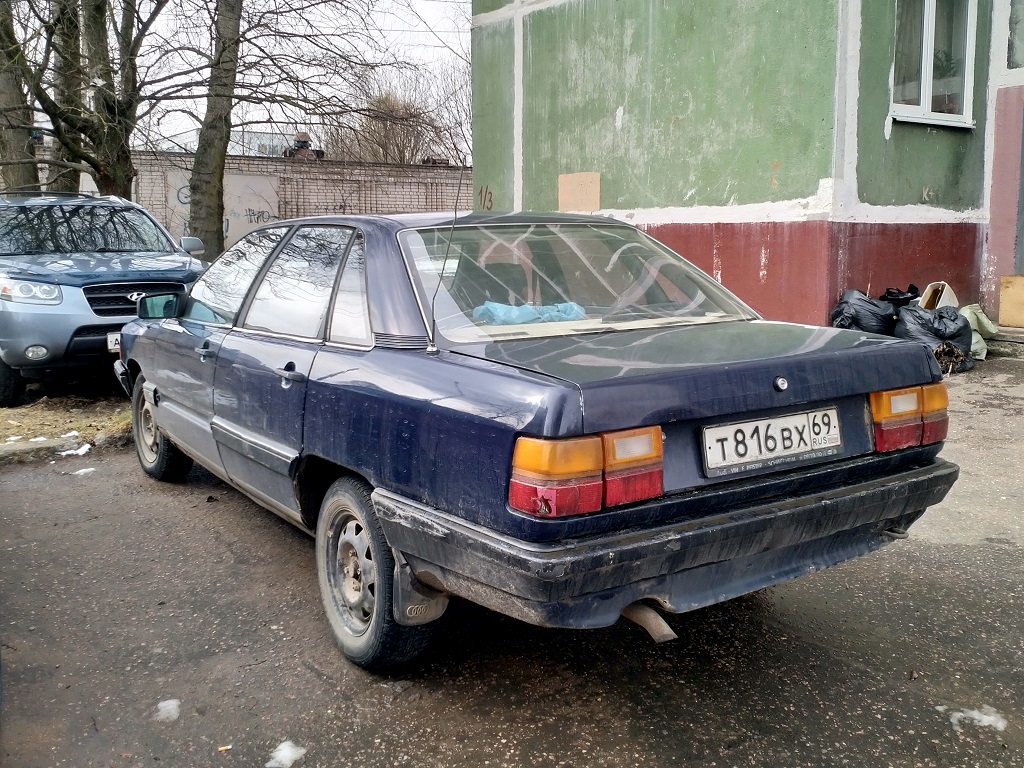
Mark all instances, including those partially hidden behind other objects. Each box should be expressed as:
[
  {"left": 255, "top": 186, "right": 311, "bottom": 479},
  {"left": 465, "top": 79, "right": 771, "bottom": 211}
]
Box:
[
  {"left": 644, "top": 220, "right": 981, "bottom": 326},
  {"left": 643, "top": 221, "right": 832, "bottom": 325},
  {"left": 988, "top": 85, "right": 1024, "bottom": 316},
  {"left": 830, "top": 222, "right": 981, "bottom": 314}
]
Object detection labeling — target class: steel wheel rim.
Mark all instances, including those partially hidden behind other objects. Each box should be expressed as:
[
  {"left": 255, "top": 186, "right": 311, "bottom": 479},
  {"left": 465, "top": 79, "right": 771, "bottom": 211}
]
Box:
[
  {"left": 328, "top": 513, "right": 375, "bottom": 636},
  {"left": 135, "top": 395, "right": 159, "bottom": 464}
]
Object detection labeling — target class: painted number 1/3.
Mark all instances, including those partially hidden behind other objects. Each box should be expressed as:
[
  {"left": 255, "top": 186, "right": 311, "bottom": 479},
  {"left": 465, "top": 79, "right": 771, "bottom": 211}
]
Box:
[{"left": 478, "top": 185, "right": 494, "bottom": 211}]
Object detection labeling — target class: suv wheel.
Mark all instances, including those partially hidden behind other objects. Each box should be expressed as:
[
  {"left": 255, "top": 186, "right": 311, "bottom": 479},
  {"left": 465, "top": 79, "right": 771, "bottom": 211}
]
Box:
[{"left": 0, "top": 361, "right": 24, "bottom": 408}]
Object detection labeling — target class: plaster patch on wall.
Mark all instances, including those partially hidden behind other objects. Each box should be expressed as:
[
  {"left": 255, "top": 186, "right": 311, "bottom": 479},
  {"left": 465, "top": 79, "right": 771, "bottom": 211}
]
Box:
[{"left": 615, "top": 106, "right": 625, "bottom": 131}]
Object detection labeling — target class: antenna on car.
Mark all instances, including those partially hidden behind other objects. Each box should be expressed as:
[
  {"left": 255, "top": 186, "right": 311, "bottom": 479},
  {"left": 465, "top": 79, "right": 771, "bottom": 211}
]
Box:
[{"left": 427, "top": 163, "right": 466, "bottom": 354}]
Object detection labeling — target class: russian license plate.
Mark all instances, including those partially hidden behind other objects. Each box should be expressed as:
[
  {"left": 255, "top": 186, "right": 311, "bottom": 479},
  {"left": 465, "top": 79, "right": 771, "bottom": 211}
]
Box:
[
  {"left": 703, "top": 408, "right": 842, "bottom": 476},
  {"left": 107, "top": 332, "right": 121, "bottom": 353}
]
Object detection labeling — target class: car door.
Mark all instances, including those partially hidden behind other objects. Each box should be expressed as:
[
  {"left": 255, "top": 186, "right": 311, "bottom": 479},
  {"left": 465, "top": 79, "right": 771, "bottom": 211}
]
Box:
[
  {"left": 143, "top": 228, "right": 287, "bottom": 473},
  {"left": 211, "top": 225, "right": 355, "bottom": 522}
]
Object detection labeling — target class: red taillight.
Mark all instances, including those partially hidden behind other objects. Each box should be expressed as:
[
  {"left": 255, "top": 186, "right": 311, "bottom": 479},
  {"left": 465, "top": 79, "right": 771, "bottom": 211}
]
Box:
[
  {"left": 510, "top": 427, "right": 664, "bottom": 517},
  {"left": 870, "top": 383, "right": 948, "bottom": 452}
]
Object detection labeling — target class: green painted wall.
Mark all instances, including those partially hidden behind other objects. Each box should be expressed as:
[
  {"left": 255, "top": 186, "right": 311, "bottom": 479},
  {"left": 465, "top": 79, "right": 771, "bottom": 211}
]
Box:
[
  {"left": 471, "top": 19, "right": 515, "bottom": 212},
  {"left": 472, "top": 0, "right": 511, "bottom": 15},
  {"left": 857, "top": 0, "right": 991, "bottom": 209},
  {"left": 502, "top": 0, "right": 838, "bottom": 211}
]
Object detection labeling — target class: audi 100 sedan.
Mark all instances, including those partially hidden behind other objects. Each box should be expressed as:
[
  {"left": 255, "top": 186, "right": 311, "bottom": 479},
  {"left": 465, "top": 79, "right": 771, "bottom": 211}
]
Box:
[{"left": 115, "top": 213, "right": 958, "bottom": 669}]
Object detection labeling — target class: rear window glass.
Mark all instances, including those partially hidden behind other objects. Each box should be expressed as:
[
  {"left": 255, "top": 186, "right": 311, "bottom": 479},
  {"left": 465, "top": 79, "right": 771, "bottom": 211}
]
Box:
[{"left": 399, "top": 223, "right": 757, "bottom": 342}]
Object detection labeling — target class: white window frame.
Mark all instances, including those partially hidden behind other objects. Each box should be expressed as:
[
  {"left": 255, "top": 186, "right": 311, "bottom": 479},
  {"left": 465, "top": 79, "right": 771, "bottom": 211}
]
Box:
[{"left": 890, "top": 0, "right": 979, "bottom": 128}]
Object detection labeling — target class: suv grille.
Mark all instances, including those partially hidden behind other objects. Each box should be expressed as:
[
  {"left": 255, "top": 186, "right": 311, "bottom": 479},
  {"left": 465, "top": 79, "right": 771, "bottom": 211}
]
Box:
[{"left": 83, "top": 282, "right": 183, "bottom": 317}]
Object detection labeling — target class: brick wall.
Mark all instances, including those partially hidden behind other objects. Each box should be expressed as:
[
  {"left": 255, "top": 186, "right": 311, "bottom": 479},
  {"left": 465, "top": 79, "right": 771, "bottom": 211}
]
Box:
[{"left": 130, "top": 151, "right": 474, "bottom": 247}]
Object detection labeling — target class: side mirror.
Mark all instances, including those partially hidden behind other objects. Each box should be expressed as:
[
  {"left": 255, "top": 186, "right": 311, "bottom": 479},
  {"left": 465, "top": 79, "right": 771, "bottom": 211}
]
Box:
[
  {"left": 180, "top": 236, "right": 205, "bottom": 255},
  {"left": 138, "top": 292, "right": 183, "bottom": 319}
]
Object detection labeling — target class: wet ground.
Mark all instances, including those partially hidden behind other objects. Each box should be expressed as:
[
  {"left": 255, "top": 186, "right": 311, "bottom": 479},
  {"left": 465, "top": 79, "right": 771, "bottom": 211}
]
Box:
[{"left": 1, "top": 358, "right": 1022, "bottom": 767}]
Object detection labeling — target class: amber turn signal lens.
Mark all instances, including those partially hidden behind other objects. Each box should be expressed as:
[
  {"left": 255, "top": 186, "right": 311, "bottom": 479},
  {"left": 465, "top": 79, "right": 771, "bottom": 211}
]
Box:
[
  {"left": 512, "top": 436, "right": 603, "bottom": 481},
  {"left": 921, "top": 382, "right": 948, "bottom": 413}
]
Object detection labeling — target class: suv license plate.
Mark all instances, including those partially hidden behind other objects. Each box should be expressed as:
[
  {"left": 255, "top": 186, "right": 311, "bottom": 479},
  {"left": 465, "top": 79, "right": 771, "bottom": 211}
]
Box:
[
  {"left": 702, "top": 408, "right": 842, "bottom": 476},
  {"left": 107, "top": 332, "right": 121, "bottom": 353}
]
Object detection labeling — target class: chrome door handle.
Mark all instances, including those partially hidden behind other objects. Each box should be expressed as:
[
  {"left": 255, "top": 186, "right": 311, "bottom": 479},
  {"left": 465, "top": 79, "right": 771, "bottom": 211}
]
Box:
[{"left": 275, "top": 368, "right": 305, "bottom": 382}]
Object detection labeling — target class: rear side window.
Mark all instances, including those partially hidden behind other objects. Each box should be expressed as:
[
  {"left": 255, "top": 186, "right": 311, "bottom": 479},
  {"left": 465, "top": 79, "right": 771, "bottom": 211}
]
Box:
[
  {"left": 328, "top": 234, "right": 371, "bottom": 346},
  {"left": 244, "top": 226, "right": 354, "bottom": 338},
  {"left": 185, "top": 228, "right": 286, "bottom": 324}
]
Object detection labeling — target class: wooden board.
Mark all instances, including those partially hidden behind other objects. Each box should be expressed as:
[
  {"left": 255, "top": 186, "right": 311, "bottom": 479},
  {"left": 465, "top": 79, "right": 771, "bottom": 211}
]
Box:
[{"left": 999, "top": 275, "right": 1024, "bottom": 327}]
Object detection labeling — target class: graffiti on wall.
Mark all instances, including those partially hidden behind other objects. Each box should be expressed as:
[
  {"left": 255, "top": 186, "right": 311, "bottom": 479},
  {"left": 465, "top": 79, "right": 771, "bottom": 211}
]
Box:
[{"left": 166, "top": 170, "right": 280, "bottom": 249}]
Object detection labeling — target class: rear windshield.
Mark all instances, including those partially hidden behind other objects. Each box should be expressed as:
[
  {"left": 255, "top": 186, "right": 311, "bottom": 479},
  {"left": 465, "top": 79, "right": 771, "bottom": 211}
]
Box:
[
  {"left": 399, "top": 223, "right": 757, "bottom": 342},
  {"left": 0, "top": 205, "right": 172, "bottom": 255}
]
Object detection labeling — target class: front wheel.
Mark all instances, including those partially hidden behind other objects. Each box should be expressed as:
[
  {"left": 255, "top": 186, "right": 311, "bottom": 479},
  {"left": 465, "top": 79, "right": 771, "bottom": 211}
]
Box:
[
  {"left": 316, "top": 477, "right": 434, "bottom": 670},
  {"left": 132, "top": 374, "right": 193, "bottom": 482},
  {"left": 0, "top": 360, "right": 24, "bottom": 408}
]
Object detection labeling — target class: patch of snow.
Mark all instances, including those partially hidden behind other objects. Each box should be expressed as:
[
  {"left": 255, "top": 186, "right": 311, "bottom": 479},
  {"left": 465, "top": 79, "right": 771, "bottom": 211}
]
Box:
[
  {"left": 6, "top": 436, "right": 22, "bottom": 442},
  {"left": 152, "top": 699, "right": 181, "bottom": 722},
  {"left": 266, "top": 740, "right": 308, "bottom": 768},
  {"left": 72, "top": 468, "right": 96, "bottom": 476},
  {"left": 58, "top": 444, "right": 91, "bottom": 457},
  {"left": 60, "top": 430, "right": 79, "bottom": 438},
  {"left": 29, "top": 436, "right": 49, "bottom": 442},
  {"left": 936, "top": 704, "right": 1007, "bottom": 733}
]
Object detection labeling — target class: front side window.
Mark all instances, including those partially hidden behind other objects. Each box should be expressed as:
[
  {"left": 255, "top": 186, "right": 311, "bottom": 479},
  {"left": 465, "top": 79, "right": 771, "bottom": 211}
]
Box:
[
  {"left": 184, "top": 228, "right": 286, "bottom": 325},
  {"left": 244, "top": 226, "right": 354, "bottom": 338},
  {"left": 892, "top": 0, "right": 977, "bottom": 126},
  {"left": 399, "top": 223, "right": 757, "bottom": 343},
  {"left": 0, "top": 205, "right": 172, "bottom": 256}
]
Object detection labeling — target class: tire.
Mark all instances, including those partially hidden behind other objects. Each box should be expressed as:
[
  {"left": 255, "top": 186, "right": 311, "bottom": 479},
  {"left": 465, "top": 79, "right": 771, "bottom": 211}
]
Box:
[
  {"left": 131, "top": 374, "right": 193, "bottom": 482},
  {"left": 0, "top": 361, "right": 24, "bottom": 408},
  {"left": 316, "top": 477, "right": 433, "bottom": 670}
]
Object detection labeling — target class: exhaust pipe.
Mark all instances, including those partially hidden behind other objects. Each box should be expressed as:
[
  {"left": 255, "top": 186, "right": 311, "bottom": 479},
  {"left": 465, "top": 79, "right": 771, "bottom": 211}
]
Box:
[{"left": 621, "top": 602, "right": 678, "bottom": 643}]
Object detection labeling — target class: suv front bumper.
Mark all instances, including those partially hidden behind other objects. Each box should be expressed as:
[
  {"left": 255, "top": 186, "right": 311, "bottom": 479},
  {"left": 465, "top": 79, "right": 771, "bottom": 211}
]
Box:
[
  {"left": 372, "top": 458, "right": 959, "bottom": 628},
  {"left": 0, "top": 291, "right": 129, "bottom": 371}
]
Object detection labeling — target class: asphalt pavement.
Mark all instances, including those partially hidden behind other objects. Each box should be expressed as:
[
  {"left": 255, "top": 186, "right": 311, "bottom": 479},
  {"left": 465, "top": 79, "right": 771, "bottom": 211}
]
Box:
[{"left": 1, "top": 358, "right": 1022, "bottom": 768}]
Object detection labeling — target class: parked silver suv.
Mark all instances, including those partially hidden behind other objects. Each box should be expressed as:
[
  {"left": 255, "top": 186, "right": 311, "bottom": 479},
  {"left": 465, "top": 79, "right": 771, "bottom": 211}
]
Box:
[{"left": 0, "top": 192, "right": 206, "bottom": 406}]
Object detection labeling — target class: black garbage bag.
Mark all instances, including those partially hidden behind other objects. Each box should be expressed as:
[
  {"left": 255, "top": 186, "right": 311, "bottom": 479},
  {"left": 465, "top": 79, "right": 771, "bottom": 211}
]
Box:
[
  {"left": 879, "top": 284, "right": 921, "bottom": 307},
  {"left": 894, "top": 305, "right": 974, "bottom": 373},
  {"left": 830, "top": 290, "right": 898, "bottom": 335}
]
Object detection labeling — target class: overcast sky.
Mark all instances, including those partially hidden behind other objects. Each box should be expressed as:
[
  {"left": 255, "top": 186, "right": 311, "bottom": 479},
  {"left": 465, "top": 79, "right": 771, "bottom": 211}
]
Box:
[{"left": 374, "top": 0, "right": 470, "bottom": 63}]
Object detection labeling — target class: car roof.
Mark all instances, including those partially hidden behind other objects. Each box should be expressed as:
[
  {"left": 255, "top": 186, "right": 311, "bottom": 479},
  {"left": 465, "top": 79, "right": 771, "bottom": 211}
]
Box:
[
  {"left": 0, "top": 192, "right": 139, "bottom": 208},
  {"left": 265, "top": 210, "right": 626, "bottom": 232}
]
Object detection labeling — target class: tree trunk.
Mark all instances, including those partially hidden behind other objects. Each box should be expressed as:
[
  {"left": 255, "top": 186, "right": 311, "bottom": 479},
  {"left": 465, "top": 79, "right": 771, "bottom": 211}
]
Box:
[
  {"left": 189, "top": 0, "right": 243, "bottom": 257},
  {"left": 48, "top": 0, "right": 84, "bottom": 193},
  {"left": 0, "top": 0, "right": 37, "bottom": 190}
]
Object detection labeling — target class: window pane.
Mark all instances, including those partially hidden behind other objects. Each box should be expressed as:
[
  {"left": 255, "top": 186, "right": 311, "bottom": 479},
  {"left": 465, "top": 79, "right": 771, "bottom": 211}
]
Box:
[
  {"left": 0, "top": 205, "right": 171, "bottom": 255},
  {"left": 185, "top": 228, "right": 285, "bottom": 324},
  {"left": 328, "top": 235, "right": 371, "bottom": 345},
  {"left": 245, "top": 226, "right": 353, "bottom": 337},
  {"left": 932, "top": 0, "right": 968, "bottom": 115},
  {"left": 1011, "top": 0, "right": 1024, "bottom": 67},
  {"left": 894, "top": 0, "right": 925, "bottom": 107},
  {"left": 400, "top": 224, "right": 756, "bottom": 343}
]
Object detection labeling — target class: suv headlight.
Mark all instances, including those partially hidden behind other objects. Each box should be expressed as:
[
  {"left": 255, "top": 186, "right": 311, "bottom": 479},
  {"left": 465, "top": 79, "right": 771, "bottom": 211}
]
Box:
[{"left": 0, "top": 277, "right": 63, "bottom": 305}]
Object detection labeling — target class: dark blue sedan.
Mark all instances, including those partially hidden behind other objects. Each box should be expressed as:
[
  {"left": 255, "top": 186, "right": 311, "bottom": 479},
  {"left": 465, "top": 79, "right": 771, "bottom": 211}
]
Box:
[{"left": 115, "top": 213, "right": 958, "bottom": 669}]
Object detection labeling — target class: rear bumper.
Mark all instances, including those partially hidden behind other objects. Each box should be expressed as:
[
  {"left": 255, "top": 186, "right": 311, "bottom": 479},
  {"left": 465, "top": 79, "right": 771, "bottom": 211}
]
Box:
[{"left": 372, "top": 458, "right": 959, "bottom": 628}]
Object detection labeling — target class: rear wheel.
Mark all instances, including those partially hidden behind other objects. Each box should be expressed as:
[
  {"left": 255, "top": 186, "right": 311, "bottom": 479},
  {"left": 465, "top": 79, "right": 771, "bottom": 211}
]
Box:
[
  {"left": 0, "top": 361, "right": 24, "bottom": 408},
  {"left": 316, "top": 477, "right": 434, "bottom": 670},
  {"left": 132, "top": 374, "right": 193, "bottom": 481}
]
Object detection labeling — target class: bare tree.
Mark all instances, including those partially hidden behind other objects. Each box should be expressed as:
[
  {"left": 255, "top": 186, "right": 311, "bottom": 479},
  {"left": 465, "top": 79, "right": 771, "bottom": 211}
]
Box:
[
  {"left": 0, "top": 0, "right": 393, "bottom": 198},
  {"left": 188, "top": 0, "right": 243, "bottom": 255},
  {"left": 0, "top": 0, "right": 37, "bottom": 190}
]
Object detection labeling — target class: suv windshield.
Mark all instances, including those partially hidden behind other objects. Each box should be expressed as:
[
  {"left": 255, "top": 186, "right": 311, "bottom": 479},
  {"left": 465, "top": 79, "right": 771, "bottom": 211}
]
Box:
[
  {"left": 0, "top": 205, "right": 172, "bottom": 256},
  {"left": 399, "top": 222, "right": 758, "bottom": 342}
]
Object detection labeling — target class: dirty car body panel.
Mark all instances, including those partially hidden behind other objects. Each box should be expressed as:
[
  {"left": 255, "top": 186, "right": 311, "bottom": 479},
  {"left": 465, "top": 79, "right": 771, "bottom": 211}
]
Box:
[{"left": 118, "top": 212, "right": 958, "bottom": 663}]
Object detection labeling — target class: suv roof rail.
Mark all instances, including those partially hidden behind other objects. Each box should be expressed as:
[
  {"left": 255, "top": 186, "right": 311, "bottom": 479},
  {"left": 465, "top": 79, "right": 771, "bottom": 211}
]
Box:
[{"left": 0, "top": 190, "right": 96, "bottom": 198}]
